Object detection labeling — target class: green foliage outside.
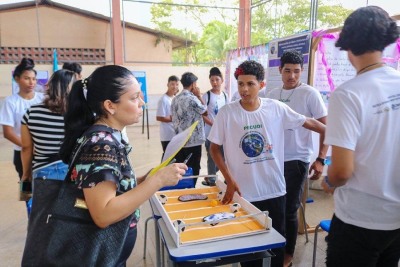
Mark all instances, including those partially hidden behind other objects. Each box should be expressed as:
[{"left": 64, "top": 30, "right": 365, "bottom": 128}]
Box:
[{"left": 150, "top": 0, "right": 352, "bottom": 65}]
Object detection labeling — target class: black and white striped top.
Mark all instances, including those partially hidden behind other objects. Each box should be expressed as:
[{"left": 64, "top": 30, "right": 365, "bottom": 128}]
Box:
[{"left": 21, "top": 104, "right": 65, "bottom": 172}]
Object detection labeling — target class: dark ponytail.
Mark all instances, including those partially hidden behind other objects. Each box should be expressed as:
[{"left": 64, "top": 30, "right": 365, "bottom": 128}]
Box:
[
  {"left": 59, "top": 65, "right": 134, "bottom": 163},
  {"left": 59, "top": 78, "right": 94, "bottom": 163}
]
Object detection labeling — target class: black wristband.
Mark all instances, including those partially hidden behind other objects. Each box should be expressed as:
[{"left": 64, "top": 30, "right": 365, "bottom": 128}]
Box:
[{"left": 316, "top": 157, "right": 325, "bottom": 166}]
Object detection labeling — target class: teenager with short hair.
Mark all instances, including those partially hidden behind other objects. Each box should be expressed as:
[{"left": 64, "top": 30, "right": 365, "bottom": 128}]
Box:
[
  {"left": 202, "top": 67, "right": 229, "bottom": 186},
  {"left": 266, "top": 50, "right": 328, "bottom": 266},
  {"left": 156, "top": 75, "right": 179, "bottom": 158},
  {"left": 208, "top": 60, "right": 325, "bottom": 267},
  {"left": 171, "top": 72, "right": 207, "bottom": 181}
]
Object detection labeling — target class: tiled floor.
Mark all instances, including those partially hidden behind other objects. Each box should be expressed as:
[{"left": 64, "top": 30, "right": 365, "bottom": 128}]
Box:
[{"left": 0, "top": 125, "right": 335, "bottom": 267}]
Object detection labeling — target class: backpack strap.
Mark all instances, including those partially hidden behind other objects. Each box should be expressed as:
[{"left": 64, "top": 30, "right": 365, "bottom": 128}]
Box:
[{"left": 207, "top": 90, "right": 228, "bottom": 106}]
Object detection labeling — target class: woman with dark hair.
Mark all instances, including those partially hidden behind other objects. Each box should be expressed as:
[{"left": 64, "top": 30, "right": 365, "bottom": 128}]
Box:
[
  {"left": 58, "top": 65, "right": 187, "bottom": 266},
  {"left": 62, "top": 62, "right": 82, "bottom": 80},
  {"left": 21, "top": 69, "right": 76, "bottom": 184},
  {"left": 324, "top": 6, "right": 400, "bottom": 266},
  {"left": 0, "top": 58, "right": 44, "bottom": 180}
]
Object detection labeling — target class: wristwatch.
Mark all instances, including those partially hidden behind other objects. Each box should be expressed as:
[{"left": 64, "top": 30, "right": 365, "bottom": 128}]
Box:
[{"left": 316, "top": 157, "right": 325, "bottom": 166}]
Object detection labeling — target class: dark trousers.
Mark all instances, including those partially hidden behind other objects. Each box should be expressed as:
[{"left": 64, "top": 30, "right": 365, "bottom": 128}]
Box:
[
  {"left": 174, "top": 145, "right": 202, "bottom": 184},
  {"left": 240, "top": 195, "right": 286, "bottom": 267},
  {"left": 284, "top": 160, "right": 309, "bottom": 255},
  {"left": 115, "top": 226, "right": 137, "bottom": 267},
  {"left": 14, "top": 150, "right": 30, "bottom": 217},
  {"left": 204, "top": 139, "right": 224, "bottom": 183},
  {"left": 13, "top": 150, "right": 23, "bottom": 179},
  {"left": 327, "top": 214, "right": 400, "bottom": 267}
]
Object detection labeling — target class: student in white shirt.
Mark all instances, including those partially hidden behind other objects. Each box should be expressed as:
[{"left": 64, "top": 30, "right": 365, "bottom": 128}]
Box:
[
  {"left": 266, "top": 50, "right": 328, "bottom": 266},
  {"left": 208, "top": 60, "right": 325, "bottom": 267},
  {"left": 156, "top": 75, "right": 179, "bottom": 159},
  {"left": 202, "top": 67, "right": 228, "bottom": 186},
  {"left": 324, "top": 6, "right": 400, "bottom": 266},
  {"left": 0, "top": 58, "right": 44, "bottom": 180}
]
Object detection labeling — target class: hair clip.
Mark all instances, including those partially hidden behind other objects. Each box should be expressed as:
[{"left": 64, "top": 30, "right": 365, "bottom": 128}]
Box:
[{"left": 82, "top": 79, "right": 88, "bottom": 100}]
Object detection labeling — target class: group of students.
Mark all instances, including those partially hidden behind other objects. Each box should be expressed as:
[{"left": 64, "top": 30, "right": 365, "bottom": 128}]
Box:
[
  {"left": 156, "top": 66, "right": 228, "bottom": 186},
  {"left": 0, "top": 5, "right": 398, "bottom": 267},
  {"left": 156, "top": 6, "right": 400, "bottom": 267}
]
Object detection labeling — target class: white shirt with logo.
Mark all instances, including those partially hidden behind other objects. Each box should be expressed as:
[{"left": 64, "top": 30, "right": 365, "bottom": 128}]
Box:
[{"left": 208, "top": 98, "right": 306, "bottom": 202}]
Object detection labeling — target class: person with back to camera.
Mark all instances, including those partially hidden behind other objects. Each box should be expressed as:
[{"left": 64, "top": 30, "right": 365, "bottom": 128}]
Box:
[
  {"left": 265, "top": 50, "right": 328, "bottom": 267},
  {"left": 324, "top": 6, "right": 400, "bottom": 266},
  {"left": 207, "top": 60, "right": 325, "bottom": 267},
  {"left": 0, "top": 58, "right": 44, "bottom": 210},
  {"left": 171, "top": 72, "right": 207, "bottom": 182},
  {"left": 20, "top": 69, "right": 76, "bottom": 187},
  {"left": 56, "top": 65, "right": 187, "bottom": 266},
  {"left": 62, "top": 62, "right": 83, "bottom": 80},
  {"left": 156, "top": 75, "right": 179, "bottom": 159},
  {"left": 202, "top": 67, "right": 229, "bottom": 186}
]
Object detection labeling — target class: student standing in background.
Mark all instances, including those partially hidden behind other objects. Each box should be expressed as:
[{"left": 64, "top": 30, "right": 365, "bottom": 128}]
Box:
[
  {"left": 171, "top": 72, "right": 207, "bottom": 181},
  {"left": 202, "top": 67, "right": 229, "bottom": 186},
  {"left": 0, "top": 58, "right": 44, "bottom": 214},
  {"left": 266, "top": 50, "right": 328, "bottom": 267},
  {"left": 156, "top": 75, "right": 179, "bottom": 159}
]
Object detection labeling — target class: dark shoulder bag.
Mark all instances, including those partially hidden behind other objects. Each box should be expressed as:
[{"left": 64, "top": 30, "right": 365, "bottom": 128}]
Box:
[{"left": 22, "top": 129, "right": 134, "bottom": 267}]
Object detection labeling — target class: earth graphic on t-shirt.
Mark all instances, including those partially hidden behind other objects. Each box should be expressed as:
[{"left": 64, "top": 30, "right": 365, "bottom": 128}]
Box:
[{"left": 240, "top": 132, "right": 265, "bottom": 157}]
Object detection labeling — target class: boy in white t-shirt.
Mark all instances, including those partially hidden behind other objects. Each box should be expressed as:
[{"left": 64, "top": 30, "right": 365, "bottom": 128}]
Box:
[
  {"left": 156, "top": 75, "right": 179, "bottom": 159},
  {"left": 324, "top": 6, "right": 400, "bottom": 266},
  {"left": 266, "top": 50, "right": 328, "bottom": 266},
  {"left": 202, "top": 67, "right": 229, "bottom": 186},
  {"left": 208, "top": 60, "right": 325, "bottom": 267}
]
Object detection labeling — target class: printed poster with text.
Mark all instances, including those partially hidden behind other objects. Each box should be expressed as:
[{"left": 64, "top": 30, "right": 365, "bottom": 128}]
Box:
[
  {"left": 266, "top": 32, "right": 312, "bottom": 92},
  {"left": 313, "top": 32, "right": 400, "bottom": 106}
]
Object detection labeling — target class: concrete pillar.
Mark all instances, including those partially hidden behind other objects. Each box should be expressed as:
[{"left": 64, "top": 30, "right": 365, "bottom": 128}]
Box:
[
  {"left": 238, "top": 0, "right": 251, "bottom": 48},
  {"left": 111, "top": 0, "right": 123, "bottom": 65}
]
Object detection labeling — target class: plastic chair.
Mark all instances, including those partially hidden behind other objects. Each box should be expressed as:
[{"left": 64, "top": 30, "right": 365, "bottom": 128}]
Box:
[
  {"left": 299, "top": 197, "right": 314, "bottom": 243},
  {"left": 312, "top": 219, "right": 331, "bottom": 267}
]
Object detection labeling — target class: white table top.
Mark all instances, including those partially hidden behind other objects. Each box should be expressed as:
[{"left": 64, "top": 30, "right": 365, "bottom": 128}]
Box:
[{"left": 157, "top": 218, "right": 286, "bottom": 263}]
